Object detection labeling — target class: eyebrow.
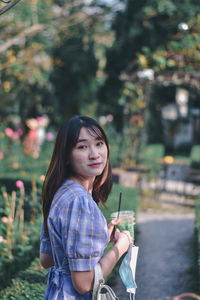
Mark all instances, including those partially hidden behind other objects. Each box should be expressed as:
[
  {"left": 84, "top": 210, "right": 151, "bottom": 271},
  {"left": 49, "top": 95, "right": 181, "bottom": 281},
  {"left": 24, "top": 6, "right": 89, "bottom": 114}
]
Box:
[
  {"left": 76, "top": 136, "right": 102, "bottom": 143},
  {"left": 76, "top": 139, "right": 87, "bottom": 143}
]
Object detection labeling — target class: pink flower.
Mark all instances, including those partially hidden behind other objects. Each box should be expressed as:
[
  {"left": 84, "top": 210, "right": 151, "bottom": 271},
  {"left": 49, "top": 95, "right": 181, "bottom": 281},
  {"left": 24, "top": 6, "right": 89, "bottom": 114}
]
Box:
[
  {"left": 1, "top": 216, "right": 13, "bottom": 223},
  {"left": 0, "top": 152, "right": 4, "bottom": 159},
  {"left": 36, "top": 116, "right": 45, "bottom": 123},
  {"left": 16, "top": 180, "right": 24, "bottom": 189},
  {"left": 13, "top": 131, "right": 20, "bottom": 139},
  {"left": 46, "top": 132, "right": 54, "bottom": 141},
  {"left": 99, "top": 116, "right": 107, "bottom": 126},
  {"left": 32, "top": 152, "right": 39, "bottom": 159},
  {"left": 40, "top": 175, "right": 45, "bottom": 181},
  {"left": 5, "top": 127, "right": 13, "bottom": 137},
  {"left": 37, "top": 116, "right": 49, "bottom": 127},
  {"left": 13, "top": 162, "right": 19, "bottom": 169},
  {"left": 107, "top": 114, "right": 113, "bottom": 122}
]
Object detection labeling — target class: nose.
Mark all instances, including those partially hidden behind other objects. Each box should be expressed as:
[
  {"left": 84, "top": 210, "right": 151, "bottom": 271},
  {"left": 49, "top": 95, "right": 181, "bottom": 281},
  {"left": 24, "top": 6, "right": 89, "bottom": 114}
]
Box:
[{"left": 88, "top": 146, "right": 99, "bottom": 159}]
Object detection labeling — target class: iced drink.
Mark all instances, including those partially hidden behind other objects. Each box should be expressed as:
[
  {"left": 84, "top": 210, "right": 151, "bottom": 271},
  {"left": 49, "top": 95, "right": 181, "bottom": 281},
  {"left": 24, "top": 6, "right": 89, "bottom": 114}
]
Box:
[{"left": 110, "top": 210, "right": 135, "bottom": 241}]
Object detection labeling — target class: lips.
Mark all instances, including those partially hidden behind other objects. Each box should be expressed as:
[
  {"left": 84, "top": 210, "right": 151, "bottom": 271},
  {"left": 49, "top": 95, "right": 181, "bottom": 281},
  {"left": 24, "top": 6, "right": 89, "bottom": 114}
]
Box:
[{"left": 88, "top": 162, "right": 102, "bottom": 167}]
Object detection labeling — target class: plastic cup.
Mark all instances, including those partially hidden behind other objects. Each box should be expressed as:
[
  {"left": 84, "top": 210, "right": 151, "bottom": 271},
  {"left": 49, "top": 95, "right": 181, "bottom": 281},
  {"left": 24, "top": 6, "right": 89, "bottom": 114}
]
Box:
[{"left": 110, "top": 210, "right": 135, "bottom": 241}]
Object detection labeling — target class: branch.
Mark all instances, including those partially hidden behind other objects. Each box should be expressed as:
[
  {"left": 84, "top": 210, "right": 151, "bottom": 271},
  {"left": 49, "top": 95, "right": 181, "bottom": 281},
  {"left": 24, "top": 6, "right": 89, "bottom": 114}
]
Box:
[
  {"left": 0, "top": 23, "right": 45, "bottom": 53},
  {"left": 0, "top": 0, "right": 21, "bottom": 15}
]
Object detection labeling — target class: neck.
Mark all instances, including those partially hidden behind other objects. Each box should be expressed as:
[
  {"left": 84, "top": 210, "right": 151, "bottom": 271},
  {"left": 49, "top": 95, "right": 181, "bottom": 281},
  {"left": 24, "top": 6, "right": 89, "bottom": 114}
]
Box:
[{"left": 69, "top": 176, "right": 95, "bottom": 194}]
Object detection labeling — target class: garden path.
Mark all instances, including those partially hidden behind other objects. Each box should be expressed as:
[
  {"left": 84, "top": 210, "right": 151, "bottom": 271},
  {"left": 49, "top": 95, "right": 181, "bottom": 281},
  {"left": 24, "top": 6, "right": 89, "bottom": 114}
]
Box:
[{"left": 111, "top": 200, "right": 197, "bottom": 300}]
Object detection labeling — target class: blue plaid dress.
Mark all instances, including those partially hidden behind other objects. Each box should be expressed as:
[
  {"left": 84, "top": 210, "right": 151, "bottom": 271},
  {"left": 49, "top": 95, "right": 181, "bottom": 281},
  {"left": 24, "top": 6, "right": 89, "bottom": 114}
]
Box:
[{"left": 40, "top": 179, "right": 109, "bottom": 300}]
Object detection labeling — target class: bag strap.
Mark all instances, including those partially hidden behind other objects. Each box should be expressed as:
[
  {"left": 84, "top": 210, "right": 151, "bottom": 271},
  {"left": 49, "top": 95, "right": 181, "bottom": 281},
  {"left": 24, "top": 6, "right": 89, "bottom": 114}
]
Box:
[
  {"left": 97, "top": 284, "right": 119, "bottom": 299},
  {"left": 92, "top": 263, "right": 104, "bottom": 300}
]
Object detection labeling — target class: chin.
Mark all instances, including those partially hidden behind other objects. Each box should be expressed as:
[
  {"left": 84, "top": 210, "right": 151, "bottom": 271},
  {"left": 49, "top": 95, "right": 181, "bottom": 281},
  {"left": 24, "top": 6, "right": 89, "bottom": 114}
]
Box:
[{"left": 88, "top": 170, "right": 104, "bottom": 177}]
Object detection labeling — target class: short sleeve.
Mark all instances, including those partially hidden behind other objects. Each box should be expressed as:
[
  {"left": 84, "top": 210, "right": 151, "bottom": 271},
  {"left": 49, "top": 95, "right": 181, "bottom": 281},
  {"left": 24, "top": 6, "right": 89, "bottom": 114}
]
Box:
[
  {"left": 61, "top": 194, "right": 109, "bottom": 271},
  {"left": 40, "top": 222, "right": 52, "bottom": 254}
]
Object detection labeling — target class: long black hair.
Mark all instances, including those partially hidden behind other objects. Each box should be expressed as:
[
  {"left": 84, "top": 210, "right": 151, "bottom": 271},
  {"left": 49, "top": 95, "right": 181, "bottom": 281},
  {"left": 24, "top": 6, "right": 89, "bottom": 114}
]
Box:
[{"left": 42, "top": 115, "right": 112, "bottom": 236}]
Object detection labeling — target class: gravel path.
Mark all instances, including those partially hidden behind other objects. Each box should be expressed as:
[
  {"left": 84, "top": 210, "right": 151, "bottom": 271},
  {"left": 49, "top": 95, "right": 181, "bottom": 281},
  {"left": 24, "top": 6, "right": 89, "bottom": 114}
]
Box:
[{"left": 112, "top": 203, "right": 197, "bottom": 300}]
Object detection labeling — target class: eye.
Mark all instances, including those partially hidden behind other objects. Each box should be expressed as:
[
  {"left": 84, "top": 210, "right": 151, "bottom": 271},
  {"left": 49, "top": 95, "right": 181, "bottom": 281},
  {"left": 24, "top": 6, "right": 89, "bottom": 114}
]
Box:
[
  {"left": 96, "top": 141, "right": 104, "bottom": 147},
  {"left": 77, "top": 144, "right": 87, "bottom": 149}
]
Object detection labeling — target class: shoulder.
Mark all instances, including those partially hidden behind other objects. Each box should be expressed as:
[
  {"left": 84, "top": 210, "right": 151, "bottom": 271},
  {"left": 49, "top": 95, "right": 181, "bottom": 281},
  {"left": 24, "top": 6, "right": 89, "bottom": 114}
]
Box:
[{"left": 52, "top": 180, "right": 97, "bottom": 212}]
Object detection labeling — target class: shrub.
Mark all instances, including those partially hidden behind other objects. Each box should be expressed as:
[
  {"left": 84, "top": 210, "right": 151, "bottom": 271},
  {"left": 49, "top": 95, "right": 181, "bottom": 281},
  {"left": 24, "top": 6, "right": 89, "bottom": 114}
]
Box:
[
  {"left": 0, "top": 258, "right": 46, "bottom": 299},
  {"left": 0, "top": 183, "right": 42, "bottom": 288}
]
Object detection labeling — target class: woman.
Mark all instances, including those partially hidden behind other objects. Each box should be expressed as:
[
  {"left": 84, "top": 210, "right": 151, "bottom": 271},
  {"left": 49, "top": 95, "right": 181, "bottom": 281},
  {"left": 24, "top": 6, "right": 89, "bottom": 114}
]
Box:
[{"left": 40, "top": 115, "right": 132, "bottom": 299}]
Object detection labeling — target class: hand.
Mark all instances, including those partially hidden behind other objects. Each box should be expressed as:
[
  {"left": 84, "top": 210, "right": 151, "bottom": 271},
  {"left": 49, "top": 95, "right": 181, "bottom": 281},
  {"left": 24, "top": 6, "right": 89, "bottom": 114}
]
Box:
[{"left": 115, "top": 230, "right": 132, "bottom": 254}]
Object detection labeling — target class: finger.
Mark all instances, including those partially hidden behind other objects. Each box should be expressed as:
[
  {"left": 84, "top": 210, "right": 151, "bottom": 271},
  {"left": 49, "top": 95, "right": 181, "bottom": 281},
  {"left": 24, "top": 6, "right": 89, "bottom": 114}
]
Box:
[
  {"left": 108, "top": 219, "right": 120, "bottom": 233},
  {"left": 109, "top": 219, "right": 120, "bottom": 226},
  {"left": 112, "top": 228, "right": 120, "bottom": 242}
]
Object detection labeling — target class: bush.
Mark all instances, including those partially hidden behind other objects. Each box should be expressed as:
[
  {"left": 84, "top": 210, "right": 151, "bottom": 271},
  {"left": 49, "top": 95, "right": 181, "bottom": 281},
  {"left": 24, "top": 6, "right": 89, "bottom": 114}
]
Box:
[
  {"left": 0, "top": 183, "right": 42, "bottom": 288},
  {"left": 0, "top": 258, "right": 46, "bottom": 299}
]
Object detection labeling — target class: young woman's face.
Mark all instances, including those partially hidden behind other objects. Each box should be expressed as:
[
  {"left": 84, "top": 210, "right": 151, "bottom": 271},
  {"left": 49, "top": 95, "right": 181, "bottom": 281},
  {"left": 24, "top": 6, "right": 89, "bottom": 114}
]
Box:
[{"left": 69, "top": 127, "right": 108, "bottom": 181}]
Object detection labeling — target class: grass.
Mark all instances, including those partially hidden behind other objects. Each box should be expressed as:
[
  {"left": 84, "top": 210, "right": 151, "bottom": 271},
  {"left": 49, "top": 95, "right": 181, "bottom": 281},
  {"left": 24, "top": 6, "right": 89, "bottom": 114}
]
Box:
[{"left": 100, "top": 183, "right": 139, "bottom": 221}]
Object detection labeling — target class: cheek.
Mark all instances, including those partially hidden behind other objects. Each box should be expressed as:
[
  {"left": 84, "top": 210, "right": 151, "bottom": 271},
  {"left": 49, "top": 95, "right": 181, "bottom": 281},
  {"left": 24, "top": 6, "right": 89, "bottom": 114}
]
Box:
[
  {"left": 101, "top": 147, "right": 108, "bottom": 163},
  {"left": 70, "top": 153, "right": 80, "bottom": 168},
  {"left": 104, "top": 147, "right": 108, "bottom": 159},
  {"left": 71, "top": 157, "right": 82, "bottom": 169}
]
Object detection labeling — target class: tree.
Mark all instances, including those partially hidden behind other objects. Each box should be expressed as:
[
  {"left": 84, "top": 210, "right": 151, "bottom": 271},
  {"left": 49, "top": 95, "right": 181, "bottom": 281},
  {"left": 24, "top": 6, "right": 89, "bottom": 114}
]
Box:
[
  {"left": 49, "top": 26, "right": 98, "bottom": 122},
  {"left": 0, "top": 0, "right": 116, "bottom": 125},
  {"left": 98, "top": 0, "right": 200, "bottom": 131},
  {"left": 0, "top": 0, "right": 54, "bottom": 122}
]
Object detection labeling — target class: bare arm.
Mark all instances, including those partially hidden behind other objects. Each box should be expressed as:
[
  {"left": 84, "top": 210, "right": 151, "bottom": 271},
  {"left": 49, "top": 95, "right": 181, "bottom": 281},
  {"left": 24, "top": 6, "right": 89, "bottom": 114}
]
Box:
[
  {"left": 40, "top": 253, "right": 54, "bottom": 269},
  {"left": 99, "top": 230, "right": 131, "bottom": 278},
  {"left": 71, "top": 230, "right": 131, "bottom": 295},
  {"left": 71, "top": 270, "right": 94, "bottom": 295}
]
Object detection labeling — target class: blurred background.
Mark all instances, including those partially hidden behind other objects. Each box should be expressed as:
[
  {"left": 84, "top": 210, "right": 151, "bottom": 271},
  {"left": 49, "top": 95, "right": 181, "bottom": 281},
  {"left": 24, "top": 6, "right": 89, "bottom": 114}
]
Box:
[
  {"left": 0, "top": 0, "right": 200, "bottom": 167},
  {"left": 0, "top": 0, "right": 200, "bottom": 298}
]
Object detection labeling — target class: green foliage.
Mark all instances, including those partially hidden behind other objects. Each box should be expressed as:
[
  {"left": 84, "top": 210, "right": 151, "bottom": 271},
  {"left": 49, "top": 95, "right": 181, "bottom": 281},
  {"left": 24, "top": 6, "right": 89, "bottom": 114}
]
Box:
[
  {"left": 145, "top": 84, "right": 166, "bottom": 144},
  {"left": 50, "top": 30, "right": 98, "bottom": 122},
  {"left": 0, "top": 183, "right": 42, "bottom": 288},
  {"left": 140, "top": 143, "right": 165, "bottom": 162},
  {"left": 0, "top": 258, "right": 46, "bottom": 299},
  {"left": 0, "top": 0, "right": 116, "bottom": 125},
  {"left": 98, "top": 0, "right": 200, "bottom": 132},
  {"left": 0, "top": 124, "right": 54, "bottom": 184},
  {"left": 190, "top": 145, "right": 200, "bottom": 169},
  {"left": 100, "top": 183, "right": 139, "bottom": 222},
  {"left": 138, "top": 143, "right": 165, "bottom": 183}
]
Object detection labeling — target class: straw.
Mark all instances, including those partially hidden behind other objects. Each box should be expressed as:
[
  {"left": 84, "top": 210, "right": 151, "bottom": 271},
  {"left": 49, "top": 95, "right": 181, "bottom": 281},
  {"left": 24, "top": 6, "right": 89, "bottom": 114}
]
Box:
[{"left": 117, "top": 192, "right": 122, "bottom": 219}]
